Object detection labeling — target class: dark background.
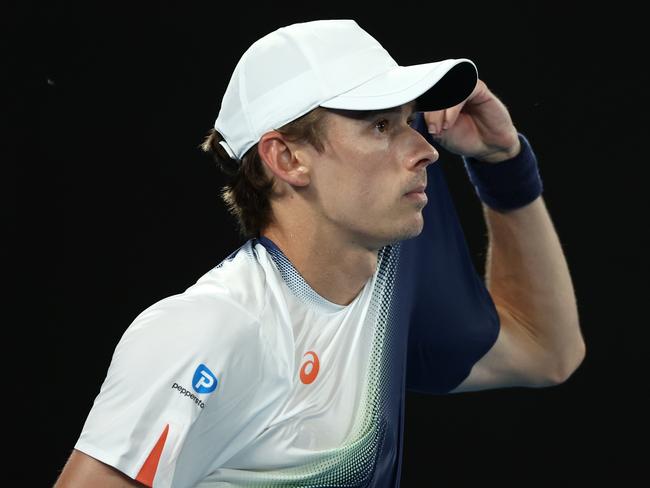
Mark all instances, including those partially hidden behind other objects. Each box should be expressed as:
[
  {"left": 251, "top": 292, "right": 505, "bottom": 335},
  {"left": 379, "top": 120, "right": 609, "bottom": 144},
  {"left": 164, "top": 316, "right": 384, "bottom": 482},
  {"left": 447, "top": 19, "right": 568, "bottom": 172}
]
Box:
[{"left": 9, "top": 2, "right": 646, "bottom": 486}]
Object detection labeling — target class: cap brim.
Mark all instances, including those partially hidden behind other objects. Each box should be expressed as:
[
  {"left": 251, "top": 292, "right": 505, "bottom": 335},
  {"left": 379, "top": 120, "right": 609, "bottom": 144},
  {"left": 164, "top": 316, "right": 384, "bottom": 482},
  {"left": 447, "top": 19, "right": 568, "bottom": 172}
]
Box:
[{"left": 319, "top": 58, "right": 478, "bottom": 112}]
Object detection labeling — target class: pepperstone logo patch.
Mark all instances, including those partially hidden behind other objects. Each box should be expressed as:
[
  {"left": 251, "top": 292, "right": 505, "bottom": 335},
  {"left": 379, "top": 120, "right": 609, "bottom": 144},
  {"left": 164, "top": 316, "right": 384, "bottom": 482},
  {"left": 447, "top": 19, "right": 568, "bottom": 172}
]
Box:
[
  {"left": 171, "top": 383, "right": 206, "bottom": 409},
  {"left": 193, "top": 363, "right": 218, "bottom": 393},
  {"left": 170, "top": 363, "right": 219, "bottom": 409}
]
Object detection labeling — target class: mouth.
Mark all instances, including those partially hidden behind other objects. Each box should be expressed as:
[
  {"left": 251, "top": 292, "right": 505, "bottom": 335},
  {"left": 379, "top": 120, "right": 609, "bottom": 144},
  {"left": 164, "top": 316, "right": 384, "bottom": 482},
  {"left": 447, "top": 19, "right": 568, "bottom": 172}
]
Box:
[
  {"left": 404, "top": 184, "right": 426, "bottom": 195},
  {"left": 404, "top": 185, "right": 427, "bottom": 204}
]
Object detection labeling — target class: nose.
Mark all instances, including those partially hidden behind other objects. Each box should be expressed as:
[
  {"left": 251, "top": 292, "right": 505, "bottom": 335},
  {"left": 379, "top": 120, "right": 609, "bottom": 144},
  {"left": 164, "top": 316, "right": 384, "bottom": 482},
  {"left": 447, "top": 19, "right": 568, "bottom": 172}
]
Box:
[
  {"left": 407, "top": 111, "right": 439, "bottom": 168},
  {"left": 409, "top": 133, "right": 439, "bottom": 169}
]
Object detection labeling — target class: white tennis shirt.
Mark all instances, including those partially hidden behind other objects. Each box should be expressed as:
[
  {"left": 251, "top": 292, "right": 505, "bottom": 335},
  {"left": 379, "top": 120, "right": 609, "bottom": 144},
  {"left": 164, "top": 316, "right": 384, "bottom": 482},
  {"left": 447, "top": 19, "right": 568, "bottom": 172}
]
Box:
[{"left": 75, "top": 237, "right": 404, "bottom": 487}]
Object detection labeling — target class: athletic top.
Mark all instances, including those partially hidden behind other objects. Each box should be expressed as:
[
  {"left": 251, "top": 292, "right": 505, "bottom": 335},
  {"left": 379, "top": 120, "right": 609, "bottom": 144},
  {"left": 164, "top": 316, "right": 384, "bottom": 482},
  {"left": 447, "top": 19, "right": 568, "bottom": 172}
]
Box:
[{"left": 73, "top": 112, "right": 501, "bottom": 487}]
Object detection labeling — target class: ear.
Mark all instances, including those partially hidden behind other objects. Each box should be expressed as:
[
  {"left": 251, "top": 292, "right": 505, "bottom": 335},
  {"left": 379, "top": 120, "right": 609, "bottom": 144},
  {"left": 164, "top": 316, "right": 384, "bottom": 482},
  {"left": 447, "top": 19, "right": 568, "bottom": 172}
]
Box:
[{"left": 257, "top": 131, "right": 311, "bottom": 187}]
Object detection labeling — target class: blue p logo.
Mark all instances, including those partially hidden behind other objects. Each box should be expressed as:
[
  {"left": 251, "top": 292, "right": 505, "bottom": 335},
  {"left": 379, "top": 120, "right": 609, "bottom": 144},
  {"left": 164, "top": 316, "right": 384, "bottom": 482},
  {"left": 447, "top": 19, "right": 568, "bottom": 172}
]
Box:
[{"left": 192, "top": 364, "right": 218, "bottom": 394}]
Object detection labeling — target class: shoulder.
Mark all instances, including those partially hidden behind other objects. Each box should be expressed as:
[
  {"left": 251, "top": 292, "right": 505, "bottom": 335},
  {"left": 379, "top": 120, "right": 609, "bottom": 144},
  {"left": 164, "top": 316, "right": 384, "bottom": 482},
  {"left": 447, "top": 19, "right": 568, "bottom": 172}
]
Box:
[
  {"left": 89, "top": 289, "right": 285, "bottom": 427},
  {"left": 121, "top": 240, "right": 271, "bottom": 351},
  {"left": 181, "top": 240, "right": 271, "bottom": 321},
  {"left": 105, "top": 238, "right": 294, "bottom": 385},
  {"left": 115, "top": 291, "right": 263, "bottom": 367}
]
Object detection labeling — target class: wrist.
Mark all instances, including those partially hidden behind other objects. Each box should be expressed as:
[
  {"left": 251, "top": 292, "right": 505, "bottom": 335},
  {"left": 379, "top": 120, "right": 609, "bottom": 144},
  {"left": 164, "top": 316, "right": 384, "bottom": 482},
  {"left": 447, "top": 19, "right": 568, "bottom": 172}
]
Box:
[
  {"left": 473, "top": 135, "right": 522, "bottom": 164},
  {"left": 462, "top": 133, "right": 544, "bottom": 212}
]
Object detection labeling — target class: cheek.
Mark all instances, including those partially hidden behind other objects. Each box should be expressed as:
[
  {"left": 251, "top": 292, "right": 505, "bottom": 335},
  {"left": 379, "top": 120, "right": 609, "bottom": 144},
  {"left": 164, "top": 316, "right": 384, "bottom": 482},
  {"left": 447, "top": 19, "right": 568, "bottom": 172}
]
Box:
[
  {"left": 320, "top": 170, "right": 380, "bottom": 219},
  {"left": 360, "top": 176, "right": 385, "bottom": 203},
  {"left": 343, "top": 174, "right": 394, "bottom": 218},
  {"left": 318, "top": 138, "right": 401, "bottom": 215}
]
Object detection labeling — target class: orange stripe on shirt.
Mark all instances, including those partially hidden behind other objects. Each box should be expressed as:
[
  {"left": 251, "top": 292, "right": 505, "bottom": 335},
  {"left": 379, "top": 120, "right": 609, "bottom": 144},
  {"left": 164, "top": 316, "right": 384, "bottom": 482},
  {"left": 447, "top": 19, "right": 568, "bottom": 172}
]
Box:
[{"left": 136, "top": 423, "right": 170, "bottom": 487}]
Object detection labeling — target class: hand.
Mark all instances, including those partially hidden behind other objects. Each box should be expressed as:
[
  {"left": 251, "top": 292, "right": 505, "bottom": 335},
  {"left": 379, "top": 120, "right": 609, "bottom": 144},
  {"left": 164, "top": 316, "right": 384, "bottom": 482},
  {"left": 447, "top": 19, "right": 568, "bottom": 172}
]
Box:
[{"left": 423, "top": 79, "right": 521, "bottom": 163}]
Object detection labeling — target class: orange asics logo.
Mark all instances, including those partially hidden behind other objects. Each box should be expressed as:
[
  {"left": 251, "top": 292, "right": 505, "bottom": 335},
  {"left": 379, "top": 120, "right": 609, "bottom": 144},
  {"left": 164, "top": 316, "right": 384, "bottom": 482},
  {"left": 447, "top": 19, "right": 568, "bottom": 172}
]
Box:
[{"left": 300, "top": 351, "right": 320, "bottom": 384}]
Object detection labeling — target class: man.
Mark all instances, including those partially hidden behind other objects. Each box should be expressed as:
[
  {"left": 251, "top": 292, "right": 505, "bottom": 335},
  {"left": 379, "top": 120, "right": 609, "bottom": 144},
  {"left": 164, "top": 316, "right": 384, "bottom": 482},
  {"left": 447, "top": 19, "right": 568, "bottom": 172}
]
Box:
[{"left": 54, "top": 19, "right": 585, "bottom": 487}]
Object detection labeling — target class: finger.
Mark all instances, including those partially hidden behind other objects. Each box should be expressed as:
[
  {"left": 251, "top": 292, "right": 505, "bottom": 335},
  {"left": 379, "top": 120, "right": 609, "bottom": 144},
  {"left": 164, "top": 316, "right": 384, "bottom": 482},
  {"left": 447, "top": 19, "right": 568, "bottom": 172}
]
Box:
[
  {"left": 423, "top": 110, "right": 445, "bottom": 135},
  {"left": 442, "top": 105, "right": 463, "bottom": 131}
]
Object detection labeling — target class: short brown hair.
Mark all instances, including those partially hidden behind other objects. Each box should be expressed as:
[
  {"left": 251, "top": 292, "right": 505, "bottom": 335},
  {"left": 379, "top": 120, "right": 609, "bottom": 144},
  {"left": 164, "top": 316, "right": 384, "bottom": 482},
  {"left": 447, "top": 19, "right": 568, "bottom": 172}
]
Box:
[{"left": 199, "top": 107, "right": 332, "bottom": 240}]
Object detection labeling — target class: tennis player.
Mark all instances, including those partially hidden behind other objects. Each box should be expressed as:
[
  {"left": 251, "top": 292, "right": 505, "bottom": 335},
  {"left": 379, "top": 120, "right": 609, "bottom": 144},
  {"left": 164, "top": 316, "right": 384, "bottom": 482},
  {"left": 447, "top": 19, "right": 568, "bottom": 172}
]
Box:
[{"left": 54, "top": 18, "right": 585, "bottom": 488}]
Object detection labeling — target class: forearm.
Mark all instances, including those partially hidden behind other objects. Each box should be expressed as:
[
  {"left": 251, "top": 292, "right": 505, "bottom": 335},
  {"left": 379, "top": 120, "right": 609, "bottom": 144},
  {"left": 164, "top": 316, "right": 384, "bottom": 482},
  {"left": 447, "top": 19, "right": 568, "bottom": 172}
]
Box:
[{"left": 483, "top": 195, "right": 586, "bottom": 380}]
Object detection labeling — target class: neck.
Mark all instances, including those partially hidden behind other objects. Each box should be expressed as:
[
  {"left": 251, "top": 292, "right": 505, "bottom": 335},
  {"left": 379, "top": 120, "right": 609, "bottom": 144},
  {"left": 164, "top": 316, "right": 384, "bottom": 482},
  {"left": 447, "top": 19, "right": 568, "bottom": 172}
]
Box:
[{"left": 261, "top": 223, "right": 378, "bottom": 306}]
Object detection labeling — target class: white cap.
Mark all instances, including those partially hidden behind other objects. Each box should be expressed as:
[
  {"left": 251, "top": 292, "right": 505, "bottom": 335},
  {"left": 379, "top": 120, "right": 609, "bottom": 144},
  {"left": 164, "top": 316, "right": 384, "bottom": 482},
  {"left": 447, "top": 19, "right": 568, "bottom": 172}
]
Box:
[{"left": 214, "top": 19, "right": 478, "bottom": 161}]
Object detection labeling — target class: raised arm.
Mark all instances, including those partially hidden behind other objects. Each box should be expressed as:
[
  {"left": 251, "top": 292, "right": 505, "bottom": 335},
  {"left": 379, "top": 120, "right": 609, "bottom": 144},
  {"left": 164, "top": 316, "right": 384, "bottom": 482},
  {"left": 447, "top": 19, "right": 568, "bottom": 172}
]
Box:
[
  {"left": 487, "top": 192, "right": 585, "bottom": 381},
  {"left": 424, "top": 79, "right": 585, "bottom": 391},
  {"left": 450, "top": 194, "right": 585, "bottom": 392}
]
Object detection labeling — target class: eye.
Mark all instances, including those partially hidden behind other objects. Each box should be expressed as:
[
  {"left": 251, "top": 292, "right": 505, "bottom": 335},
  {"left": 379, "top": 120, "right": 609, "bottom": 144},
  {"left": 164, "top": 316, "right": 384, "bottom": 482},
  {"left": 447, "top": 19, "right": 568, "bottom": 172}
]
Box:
[
  {"left": 374, "top": 118, "right": 389, "bottom": 133},
  {"left": 374, "top": 116, "right": 416, "bottom": 133}
]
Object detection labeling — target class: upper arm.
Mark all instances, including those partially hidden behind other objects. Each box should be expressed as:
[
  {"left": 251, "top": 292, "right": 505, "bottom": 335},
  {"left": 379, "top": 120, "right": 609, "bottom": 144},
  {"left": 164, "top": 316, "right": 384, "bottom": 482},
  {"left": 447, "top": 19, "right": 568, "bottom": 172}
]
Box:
[
  {"left": 448, "top": 303, "right": 560, "bottom": 393},
  {"left": 54, "top": 449, "right": 146, "bottom": 487}
]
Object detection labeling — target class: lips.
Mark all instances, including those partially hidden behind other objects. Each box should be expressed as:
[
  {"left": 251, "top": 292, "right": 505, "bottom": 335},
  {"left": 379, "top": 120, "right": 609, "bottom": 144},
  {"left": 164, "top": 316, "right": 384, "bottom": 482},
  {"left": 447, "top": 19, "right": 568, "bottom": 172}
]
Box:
[{"left": 405, "top": 184, "right": 426, "bottom": 194}]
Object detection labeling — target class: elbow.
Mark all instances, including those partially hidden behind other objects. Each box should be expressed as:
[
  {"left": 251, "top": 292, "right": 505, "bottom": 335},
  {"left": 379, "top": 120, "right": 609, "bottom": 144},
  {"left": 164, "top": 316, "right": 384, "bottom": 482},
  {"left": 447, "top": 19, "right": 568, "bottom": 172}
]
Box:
[{"left": 550, "top": 338, "right": 587, "bottom": 385}]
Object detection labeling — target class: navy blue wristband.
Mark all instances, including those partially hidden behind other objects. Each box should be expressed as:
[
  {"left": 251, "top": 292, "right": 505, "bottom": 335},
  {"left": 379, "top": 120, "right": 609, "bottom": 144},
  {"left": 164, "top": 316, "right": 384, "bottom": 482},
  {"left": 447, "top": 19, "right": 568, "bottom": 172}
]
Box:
[{"left": 462, "top": 133, "right": 543, "bottom": 212}]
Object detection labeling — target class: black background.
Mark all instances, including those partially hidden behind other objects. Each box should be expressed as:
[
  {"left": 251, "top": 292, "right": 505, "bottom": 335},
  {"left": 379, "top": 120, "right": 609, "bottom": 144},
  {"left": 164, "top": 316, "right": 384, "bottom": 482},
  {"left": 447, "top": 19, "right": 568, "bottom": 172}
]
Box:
[{"left": 8, "top": 2, "right": 646, "bottom": 486}]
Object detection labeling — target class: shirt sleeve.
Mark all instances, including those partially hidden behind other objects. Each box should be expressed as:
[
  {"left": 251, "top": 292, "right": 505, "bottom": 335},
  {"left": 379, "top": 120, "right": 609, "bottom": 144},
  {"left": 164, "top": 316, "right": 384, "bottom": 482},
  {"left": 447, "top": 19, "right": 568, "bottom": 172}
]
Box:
[
  {"left": 401, "top": 112, "right": 501, "bottom": 395},
  {"left": 73, "top": 293, "right": 283, "bottom": 487}
]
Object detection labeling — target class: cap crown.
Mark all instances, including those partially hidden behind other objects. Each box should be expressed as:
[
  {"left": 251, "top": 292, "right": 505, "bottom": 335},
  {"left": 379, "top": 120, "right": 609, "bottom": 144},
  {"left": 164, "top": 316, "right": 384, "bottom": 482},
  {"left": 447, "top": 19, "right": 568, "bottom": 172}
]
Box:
[{"left": 214, "top": 19, "right": 397, "bottom": 160}]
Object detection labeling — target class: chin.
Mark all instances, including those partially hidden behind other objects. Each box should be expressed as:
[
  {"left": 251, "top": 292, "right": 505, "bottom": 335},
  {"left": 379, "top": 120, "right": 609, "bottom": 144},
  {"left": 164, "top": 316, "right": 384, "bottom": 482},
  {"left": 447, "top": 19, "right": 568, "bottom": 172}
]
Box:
[{"left": 384, "top": 215, "right": 425, "bottom": 246}]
